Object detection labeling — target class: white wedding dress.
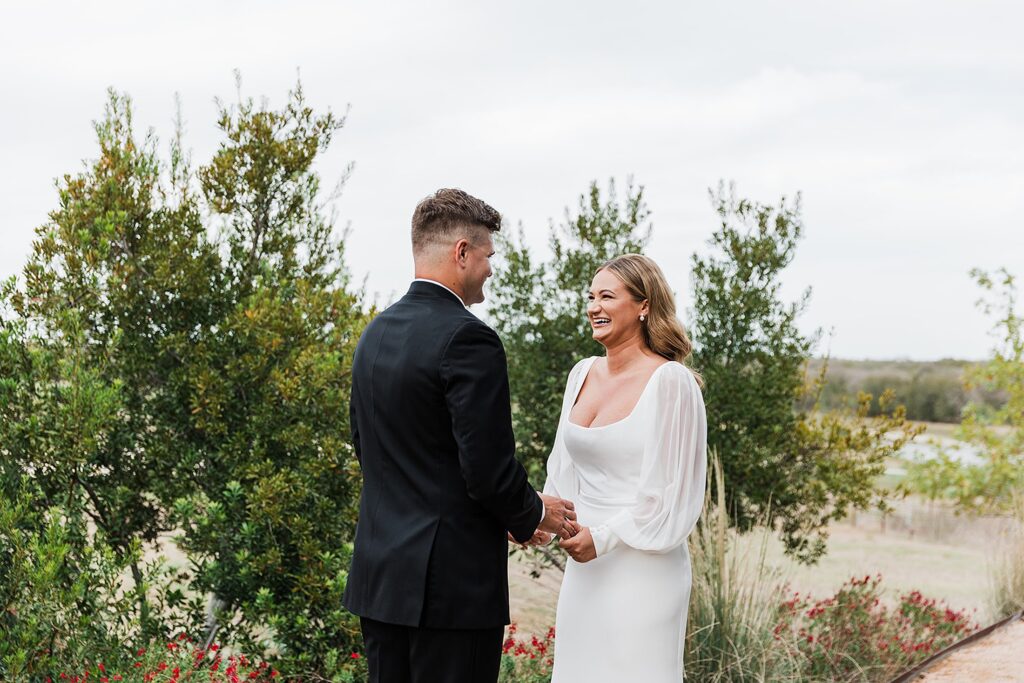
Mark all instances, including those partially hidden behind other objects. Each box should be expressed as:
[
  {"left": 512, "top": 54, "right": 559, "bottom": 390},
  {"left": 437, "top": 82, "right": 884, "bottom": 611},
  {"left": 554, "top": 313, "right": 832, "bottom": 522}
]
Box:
[{"left": 543, "top": 357, "right": 707, "bottom": 682}]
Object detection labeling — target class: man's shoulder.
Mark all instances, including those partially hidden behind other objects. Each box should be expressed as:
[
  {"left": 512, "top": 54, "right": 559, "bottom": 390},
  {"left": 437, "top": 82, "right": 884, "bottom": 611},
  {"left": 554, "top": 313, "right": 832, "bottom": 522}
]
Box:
[
  {"left": 444, "top": 312, "right": 501, "bottom": 349},
  {"left": 365, "top": 296, "right": 490, "bottom": 348}
]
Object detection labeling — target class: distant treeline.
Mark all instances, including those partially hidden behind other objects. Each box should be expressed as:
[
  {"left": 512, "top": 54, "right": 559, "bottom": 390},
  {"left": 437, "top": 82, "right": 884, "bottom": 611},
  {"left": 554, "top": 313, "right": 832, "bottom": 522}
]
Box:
[{"left": 804, "top": 358, "right": 1007, "bottom": 424}]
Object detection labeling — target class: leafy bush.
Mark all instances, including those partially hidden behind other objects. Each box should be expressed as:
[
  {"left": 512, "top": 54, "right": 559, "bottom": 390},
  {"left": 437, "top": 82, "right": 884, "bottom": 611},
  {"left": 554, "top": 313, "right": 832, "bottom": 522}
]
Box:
[
  {"left": 56, "top": 633, "right": 370, "bottom": 683},
  {"left": 692, "top": 186, "right": 919, "bottom": 562},
  {"left": 958, "top": 268, "right": 1024, "bottom": 512},
  {"left": 900, "top": 268, "right": 1023, "bottom": 513},
  {"left": 776, "top": 575, "right": 977, "bottom": 682},
  {"left": 498, "top": 623, "right": 554, "bottom": 683},
  {"left": 0, "top": 80, "right": 369, "bottom": 677},
  {"left": 167, "top": 82, "right": 369, "bottom": 671},
  {"left": 0, "top": 480, "right": 149, "bottom": 680}
]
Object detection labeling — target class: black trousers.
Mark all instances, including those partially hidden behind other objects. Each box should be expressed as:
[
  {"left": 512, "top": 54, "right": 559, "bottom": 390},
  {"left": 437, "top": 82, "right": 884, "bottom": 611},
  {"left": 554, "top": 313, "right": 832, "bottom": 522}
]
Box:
[{"left": 360, "top": 617, "right": 504, "bottom": 683}]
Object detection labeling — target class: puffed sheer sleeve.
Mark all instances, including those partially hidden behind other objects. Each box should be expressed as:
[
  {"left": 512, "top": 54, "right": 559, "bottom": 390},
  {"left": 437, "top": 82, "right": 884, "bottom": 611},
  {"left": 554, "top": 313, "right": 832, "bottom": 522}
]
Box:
[
  {"left": 541, "top": 358, "right": 592, "bottom": 500},
  {"left": 589, "top": 363, "right": 707, "bottom": 556}
]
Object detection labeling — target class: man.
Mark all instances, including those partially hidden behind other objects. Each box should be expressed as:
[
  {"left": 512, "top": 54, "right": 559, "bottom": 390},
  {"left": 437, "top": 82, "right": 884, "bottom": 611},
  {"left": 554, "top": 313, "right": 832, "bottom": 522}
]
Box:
[{"left": 343, "top": 188, "right": 578, "bottom": 682}]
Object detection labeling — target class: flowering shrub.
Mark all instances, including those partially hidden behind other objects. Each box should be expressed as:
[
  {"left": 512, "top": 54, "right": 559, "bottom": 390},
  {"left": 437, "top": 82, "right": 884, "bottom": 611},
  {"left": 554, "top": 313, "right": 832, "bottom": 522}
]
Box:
[
  {"left": 53, "top": 634, "right": 367, "bottom": 683},
  {"left": 775, "top": 574, "right": 978, "bottom": 682},
  {"left": 498, "top": 623, "right": 554, "bottom": 683}
]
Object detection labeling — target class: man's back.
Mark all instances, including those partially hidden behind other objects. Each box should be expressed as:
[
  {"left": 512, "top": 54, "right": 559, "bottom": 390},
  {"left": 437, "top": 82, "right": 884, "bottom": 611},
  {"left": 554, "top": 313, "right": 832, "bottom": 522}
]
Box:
[{"left": 343, "top": 281, "right": 541, "bottom": 629}]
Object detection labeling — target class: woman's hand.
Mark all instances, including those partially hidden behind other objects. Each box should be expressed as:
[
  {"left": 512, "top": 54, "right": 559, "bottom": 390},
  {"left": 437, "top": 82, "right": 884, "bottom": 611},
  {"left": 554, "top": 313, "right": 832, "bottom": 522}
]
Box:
[{"left": 559, "top": 525, "right": 597, "bottom": 563}]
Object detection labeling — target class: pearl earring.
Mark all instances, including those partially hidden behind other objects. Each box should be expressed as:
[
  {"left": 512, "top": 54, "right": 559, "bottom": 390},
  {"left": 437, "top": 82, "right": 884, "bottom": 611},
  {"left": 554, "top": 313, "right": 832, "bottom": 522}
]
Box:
[{"left": 640, "top": 315, "right": 646, "bottom": 322}]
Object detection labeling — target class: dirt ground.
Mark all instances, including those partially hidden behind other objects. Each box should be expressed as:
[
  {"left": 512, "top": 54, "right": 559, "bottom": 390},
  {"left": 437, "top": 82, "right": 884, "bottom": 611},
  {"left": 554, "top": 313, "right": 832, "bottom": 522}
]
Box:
[
  {"left": 917, "top": 618, "right": 1024, "bottom": 682},
  {"left": 508, "top": 552, "right": 562, "bottom": 635}
]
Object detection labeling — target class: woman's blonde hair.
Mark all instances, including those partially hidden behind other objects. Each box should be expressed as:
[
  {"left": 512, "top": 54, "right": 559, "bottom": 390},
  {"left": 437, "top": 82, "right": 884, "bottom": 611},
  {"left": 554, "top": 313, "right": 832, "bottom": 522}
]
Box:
[{"left": 598, "top": 254, "right": 703, "bottom": 387}]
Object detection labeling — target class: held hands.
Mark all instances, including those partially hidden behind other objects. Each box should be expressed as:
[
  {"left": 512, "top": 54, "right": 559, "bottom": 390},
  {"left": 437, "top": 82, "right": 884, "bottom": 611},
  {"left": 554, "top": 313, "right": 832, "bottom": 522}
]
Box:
[
  {"left": 507, "top": 529, "right": 554, "bottom": 548},
  {"left": 559, "top": 525, "right": 597, "bottom": 563},
  {"left": 537, "top": 493, "right": 579, "bottom": 538}
]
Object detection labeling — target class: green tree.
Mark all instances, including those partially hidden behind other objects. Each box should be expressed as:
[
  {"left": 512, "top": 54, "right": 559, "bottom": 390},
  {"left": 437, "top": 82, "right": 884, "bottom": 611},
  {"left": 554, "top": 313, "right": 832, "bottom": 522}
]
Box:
[
  {"left": 0, "top": 91, "right": 215, "bottom": 642},
  {"left": 861, "top": 374, "right": 910, "bottom": 416},
  {"left": 956, "top": 267, "right": 1023, "bottom": 511},
  {"left": 0, "top": 81, "right": 370, "bottom": 677},
  {"left": 691, "top": 184, "right": 917, "bottom": 562},
  {"left": 489, "top": 179, "right": 650, "bottom": 485},
  {"left": 903, "top": 450, "right": 967, "bottom": 509},
  {"left": 167, "top": 82, "right": 369, "bottom": 672}
]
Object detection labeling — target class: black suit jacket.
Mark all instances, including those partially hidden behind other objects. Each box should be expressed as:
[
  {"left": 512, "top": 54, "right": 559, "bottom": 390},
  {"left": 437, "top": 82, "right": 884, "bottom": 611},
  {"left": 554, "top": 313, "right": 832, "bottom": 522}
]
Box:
[{"left": 342, "top": 281, "right": 543, "bottom": 629}]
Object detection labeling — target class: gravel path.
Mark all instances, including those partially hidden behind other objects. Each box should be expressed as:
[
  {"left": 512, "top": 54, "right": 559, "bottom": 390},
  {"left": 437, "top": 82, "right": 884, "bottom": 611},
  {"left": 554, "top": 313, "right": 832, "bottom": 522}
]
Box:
[{"left": 916, "top": 618, "right": 1024, "bottom": 682}]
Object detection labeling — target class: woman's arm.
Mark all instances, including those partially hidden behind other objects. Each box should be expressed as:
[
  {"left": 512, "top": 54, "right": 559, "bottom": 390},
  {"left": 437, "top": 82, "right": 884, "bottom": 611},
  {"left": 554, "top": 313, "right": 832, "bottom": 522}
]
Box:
[{"left": 588, "top": 364, "right": 708, "bottom": 556}]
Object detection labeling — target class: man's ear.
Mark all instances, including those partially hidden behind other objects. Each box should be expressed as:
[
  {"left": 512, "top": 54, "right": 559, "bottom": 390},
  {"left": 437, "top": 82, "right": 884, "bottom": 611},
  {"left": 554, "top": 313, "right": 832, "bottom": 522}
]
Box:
[{"left": 454, "top": 238, "right": 471, "bottom": 267}]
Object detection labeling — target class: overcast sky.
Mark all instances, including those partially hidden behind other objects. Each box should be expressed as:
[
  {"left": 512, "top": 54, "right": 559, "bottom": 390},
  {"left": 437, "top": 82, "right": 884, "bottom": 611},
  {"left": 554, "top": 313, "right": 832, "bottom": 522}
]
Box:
[{"left": 2, "top": 1, "right": 1022, "bottom": 360}]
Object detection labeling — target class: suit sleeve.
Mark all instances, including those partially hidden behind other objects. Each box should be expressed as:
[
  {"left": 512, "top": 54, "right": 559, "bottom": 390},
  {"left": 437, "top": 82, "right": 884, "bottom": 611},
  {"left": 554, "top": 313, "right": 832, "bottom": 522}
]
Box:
[
  {"left": 440, "top": 319, "right": 543, "bottom": 542},
  {"left": 349, "top": 376, "right": 362, "bottom": 465}
]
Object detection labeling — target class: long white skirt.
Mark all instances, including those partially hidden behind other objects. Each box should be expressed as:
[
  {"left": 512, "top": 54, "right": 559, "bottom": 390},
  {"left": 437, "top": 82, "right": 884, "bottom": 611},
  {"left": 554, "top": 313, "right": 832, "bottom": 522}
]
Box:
[{"left": 551, "top": 496, "right": 691, "bottom": 682}]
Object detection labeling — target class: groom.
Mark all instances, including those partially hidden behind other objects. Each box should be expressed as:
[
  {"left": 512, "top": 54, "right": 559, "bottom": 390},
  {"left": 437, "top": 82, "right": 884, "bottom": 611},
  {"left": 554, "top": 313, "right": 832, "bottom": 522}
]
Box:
[{"left": 343, "top": 188, "right": 578, "bottom": 682}]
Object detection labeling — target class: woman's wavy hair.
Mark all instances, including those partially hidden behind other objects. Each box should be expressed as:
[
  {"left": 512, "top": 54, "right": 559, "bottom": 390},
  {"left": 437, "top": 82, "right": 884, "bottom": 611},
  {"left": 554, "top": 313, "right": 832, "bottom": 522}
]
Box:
[{"left": 598, "top": 254, "right": 704, "bottom": 387}]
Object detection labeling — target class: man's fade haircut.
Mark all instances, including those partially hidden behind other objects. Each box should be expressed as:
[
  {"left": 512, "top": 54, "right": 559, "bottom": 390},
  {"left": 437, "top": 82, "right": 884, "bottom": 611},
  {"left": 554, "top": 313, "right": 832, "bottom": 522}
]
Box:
[{"left": 411, "top": 188, "right": 502, "bottom": 254}]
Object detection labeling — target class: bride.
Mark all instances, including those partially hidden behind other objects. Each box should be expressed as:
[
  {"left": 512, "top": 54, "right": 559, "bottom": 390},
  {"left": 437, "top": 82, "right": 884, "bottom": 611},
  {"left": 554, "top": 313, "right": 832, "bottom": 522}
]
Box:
[{"left": 542, "top": 254, "right": 707, "bottom": 681}]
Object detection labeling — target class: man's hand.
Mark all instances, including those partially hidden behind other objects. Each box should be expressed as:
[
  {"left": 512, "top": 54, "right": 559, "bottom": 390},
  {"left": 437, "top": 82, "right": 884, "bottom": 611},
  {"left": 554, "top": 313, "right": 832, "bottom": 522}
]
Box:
[
  {"left": 559, "top": 526, "right": 597, "bottom": 563},
  {"left": 508, "top": 529, "right": 554, "bottom": 547},
  {"left": 537, "top": 493, "right": 578, "bottom": 538},
  {"left": 527, "top": 529, "right": 553, "bottom": 546}
]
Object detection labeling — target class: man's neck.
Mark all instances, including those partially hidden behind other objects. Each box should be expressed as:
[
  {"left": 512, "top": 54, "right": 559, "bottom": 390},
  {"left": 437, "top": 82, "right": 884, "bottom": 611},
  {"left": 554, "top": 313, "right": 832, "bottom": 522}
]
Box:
[{"left": 413, "top": 274, "right": 467, "bottom": 306}]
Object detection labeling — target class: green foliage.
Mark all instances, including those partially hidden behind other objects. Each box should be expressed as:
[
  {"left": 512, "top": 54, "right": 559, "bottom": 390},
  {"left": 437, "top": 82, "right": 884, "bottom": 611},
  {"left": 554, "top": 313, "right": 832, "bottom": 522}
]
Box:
[
  {"left": 776, "top": 576, "right": 977, "bottom": 682},
  {"left": 861, "top": 373, "right": 966, "bottom": 423},
  {"left": 489, "top": 179, "right": 650, "bottom": 485},
  {"left": 783, "top": 393, "right": 920, "bottom": 561},
  {"left": 807, "top": 358, "right": 994, "bottom": 424},
  {"left": 691, "top": 184, "right": 919, "bottom": 562},
  {"left": 956, "top": 268, "right": 1024, "bottom": 511},
  {"left": 0, "top": 80, "right": 369, "bottom": 678},
  {"left": 901, "top": 269, "right": 1024, "bottom": 512},
  {"left": 903, "top": 450, "right": 967, "bottom": 505},
  {"left": 167, "top": 82, "right": 370, "bottom": 672},
  {"left": 0, "top": 93, "right": 206, "bottom": 642},
  {"left": 0, "top": 479, "right": 148, "bottom": 680},
  {"left": 498, "top": 624, "right": 555, "bottom": 683}
]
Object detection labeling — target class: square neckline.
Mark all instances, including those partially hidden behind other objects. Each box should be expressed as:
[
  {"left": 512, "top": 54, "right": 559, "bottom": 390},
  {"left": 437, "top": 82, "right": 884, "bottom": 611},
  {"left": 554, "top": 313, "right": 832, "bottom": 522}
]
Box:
[{"left": 567, "top": 357, "right": 673, "bottom": 430}]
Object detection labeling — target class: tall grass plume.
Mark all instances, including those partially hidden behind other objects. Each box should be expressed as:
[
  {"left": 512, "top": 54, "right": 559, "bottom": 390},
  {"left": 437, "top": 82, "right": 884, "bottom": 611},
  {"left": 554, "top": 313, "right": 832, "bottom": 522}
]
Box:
[
  {"left": 684, "top": 450, "right": 800, "bottom": 682},
  {"left": 988, "top": 493, "right": 1024, "bottom": 619}
]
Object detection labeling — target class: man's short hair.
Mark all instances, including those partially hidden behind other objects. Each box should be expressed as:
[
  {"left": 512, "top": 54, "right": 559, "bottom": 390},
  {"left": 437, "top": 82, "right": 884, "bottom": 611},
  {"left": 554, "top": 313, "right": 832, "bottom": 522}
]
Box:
[{"left": 411, "top": 188, "right": 502, "bottom": 253}]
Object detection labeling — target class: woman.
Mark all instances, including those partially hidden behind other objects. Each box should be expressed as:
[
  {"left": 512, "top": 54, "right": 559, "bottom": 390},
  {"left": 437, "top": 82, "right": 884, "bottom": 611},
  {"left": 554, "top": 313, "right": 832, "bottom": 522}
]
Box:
[{"left": 542, "top": 254, "right": 707, "bottom": 681}]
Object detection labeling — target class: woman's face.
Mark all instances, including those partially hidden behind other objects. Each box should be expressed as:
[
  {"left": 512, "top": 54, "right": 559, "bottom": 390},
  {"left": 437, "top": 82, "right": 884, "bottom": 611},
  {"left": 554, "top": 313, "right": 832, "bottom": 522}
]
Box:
[{"left": 586, "top": 269, "right": 647, "bottom": 347}]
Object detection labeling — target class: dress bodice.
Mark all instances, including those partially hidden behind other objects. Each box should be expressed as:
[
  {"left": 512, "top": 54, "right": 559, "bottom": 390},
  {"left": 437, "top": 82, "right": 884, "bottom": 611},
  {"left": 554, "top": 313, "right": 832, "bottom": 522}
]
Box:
[
  {"left": 562, "top": 359, "right": 675, "bottom": 504},
  {"left": 563, "top": 384, "right": 655, "bottom": 504}
]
